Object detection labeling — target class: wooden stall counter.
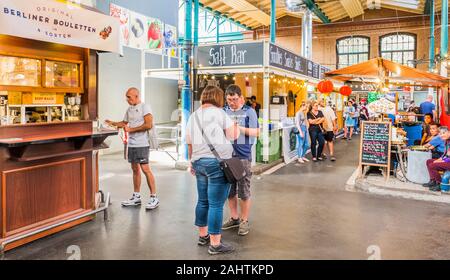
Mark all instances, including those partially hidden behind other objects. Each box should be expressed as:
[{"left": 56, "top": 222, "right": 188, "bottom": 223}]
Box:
[{"left": 0, "top": 121, "right": 117, "bottom": 251}]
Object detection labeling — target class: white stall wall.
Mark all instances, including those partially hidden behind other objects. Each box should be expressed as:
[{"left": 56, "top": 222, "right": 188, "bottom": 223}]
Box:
[{"left": 98, "top": 50, "right": 178, "bottom": 154}]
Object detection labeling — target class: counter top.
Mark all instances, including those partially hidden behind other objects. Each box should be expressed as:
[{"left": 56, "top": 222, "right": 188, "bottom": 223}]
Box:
[{"left": 0, "top": 128, "right": 117, "bottom": 147}]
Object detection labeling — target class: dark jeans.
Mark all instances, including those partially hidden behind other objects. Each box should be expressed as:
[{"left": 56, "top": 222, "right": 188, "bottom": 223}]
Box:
[
  {"left": 192, "top": 158, "right": 231, "bottom": 235},
  {"left": 309, "top": 128, "right": 325, "bottom": 159},
  {"left": 426, "top": 159, "right": 450, "bottom": 183}
]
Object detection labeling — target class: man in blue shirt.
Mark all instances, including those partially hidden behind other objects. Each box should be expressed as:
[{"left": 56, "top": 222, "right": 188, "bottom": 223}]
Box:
[
  {"left": 420, "top": 94, "right": 436, "bottom": 121},
  {"left": 222, "top": 85, "right": 259, "bottom": 236}
]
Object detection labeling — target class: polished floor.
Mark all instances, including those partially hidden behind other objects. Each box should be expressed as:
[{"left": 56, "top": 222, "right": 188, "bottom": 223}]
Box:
[{"left": 4, "top": 136, "right": 450, "bottom": 260}]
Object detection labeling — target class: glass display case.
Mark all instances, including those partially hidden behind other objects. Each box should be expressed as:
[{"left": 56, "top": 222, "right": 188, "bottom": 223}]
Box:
[
  {"left": 45, "top": 60, "right": 80, "bottom": 88},
  {"left": 0, "top": 55, "right": 41, "bottom": 87}
]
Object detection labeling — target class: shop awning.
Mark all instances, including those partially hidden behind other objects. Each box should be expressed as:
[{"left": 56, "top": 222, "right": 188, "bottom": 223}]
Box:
[{"left": 324, "top": 58, "right": 449, "bottom": 87}]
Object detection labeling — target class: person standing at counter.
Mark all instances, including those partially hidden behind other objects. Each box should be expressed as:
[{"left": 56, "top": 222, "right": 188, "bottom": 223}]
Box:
[
  {"left": 105, "top": 88, "right": 159, "bottom": 210},
  {"left": 307, "top": 101, "right": 326, "bottom": 162},
  {"left": 420, "top": 94, "right": 436, "bottom": 121},
  {"left": 246, "top": 96, "right": 261, "bottom": 118},
  {"left": 222, "top": 85, "right": 259, "bottom": 236}
]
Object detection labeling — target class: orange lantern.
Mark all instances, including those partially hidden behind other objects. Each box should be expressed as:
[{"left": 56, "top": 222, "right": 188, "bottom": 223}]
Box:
[
  {"left": 317, "top": 80, "right": 334, "bottom": 94},
  {"left": 339, "top": 85, "right": 352, "bottom": 96}
]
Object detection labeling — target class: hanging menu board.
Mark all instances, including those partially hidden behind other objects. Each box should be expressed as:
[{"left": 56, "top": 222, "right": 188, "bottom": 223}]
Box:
[{"left": 359, "top": 121, "right": 391, "bottom": 168}]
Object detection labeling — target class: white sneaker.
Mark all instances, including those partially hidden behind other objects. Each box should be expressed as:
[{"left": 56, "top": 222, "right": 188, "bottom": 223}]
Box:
[
  {"left": 145, "top": 196, "right": 160, "bottom": 210},
  {"left": 302, "top": 157, "right": 310, "bottom": 162},
  {"left": 121, "top": 194, "right": 142, "bottom": 207}
]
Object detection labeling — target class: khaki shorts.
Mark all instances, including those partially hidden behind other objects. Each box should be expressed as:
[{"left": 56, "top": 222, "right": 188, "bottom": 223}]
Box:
[{"left": 228, "top": 159, "right": 252, "bottom": 200}]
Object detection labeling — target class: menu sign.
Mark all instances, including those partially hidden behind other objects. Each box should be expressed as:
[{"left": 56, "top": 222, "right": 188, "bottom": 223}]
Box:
[
  {"left": 359, "top": 121, "right": 391, "bottom": 167},
  {"left": 197, "top": 42, "right": 264, "bottom": 67}
]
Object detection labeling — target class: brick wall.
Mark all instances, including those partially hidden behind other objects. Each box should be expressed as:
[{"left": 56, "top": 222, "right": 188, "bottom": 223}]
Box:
[{"left": 254, "top": 10, "right": 449, "bottom": 72}]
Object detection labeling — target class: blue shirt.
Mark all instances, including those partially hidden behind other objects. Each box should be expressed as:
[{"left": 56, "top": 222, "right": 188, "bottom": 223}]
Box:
[
  {"left": 429, "top": 136, "right": 445, "bottom": 153},
  {"left": 420, "top": 101, "right": 435, "bottom": 115},
  {"left": 224, "top": 105, "right": 259, "bottom": 160}
]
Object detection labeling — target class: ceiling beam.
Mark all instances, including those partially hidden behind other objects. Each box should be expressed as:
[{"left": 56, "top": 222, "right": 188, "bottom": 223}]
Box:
[
  {"left": 339, "top": 0, "right": 365, "bottom": 18},
  {"left": 213, "top": 0, "right": 272, "bottom": 26},
  {"left": 303, "top": 0, "right": 332, "bottom": 23}
]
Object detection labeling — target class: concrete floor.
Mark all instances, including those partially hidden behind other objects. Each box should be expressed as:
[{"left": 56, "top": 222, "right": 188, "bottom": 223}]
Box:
[{"left": 4, "top": 136, "right": 450, "bottom": 260}]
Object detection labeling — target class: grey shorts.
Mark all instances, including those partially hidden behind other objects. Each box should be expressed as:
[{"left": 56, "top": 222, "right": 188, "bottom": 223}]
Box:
[
  {"left": 229, "top": 159, "right": 252, "bottom": 200},
  {"left": 128, "top": 146, "right": 150, "bottom": 164}
]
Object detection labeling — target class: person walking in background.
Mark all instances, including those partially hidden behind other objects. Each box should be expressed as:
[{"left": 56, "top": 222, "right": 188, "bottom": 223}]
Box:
[
  {"left": 186, "top": 85, "right": 240, "bottom": 255},
  {"left": 307, "top": 101, "right": 326, "bottom": 162},
  {"left": 319, "top": 99, "right": 337, "bottom": 161},
  {"left": 295, "top": 102, "right": 310, "bottom": 164},
  {"left": 105, "top": 87, "right": 159, "bottom": 210},
  {"left": 246, "top": 96, "right": 261, "bottom": 118},
  {"left": 420, "top": 94, "right": 437, "bottom": 122},
  {"left": 222, "top": 85, "right": 259, "bottom": 236},
  {"left": 343, "top": 100, "right": 356, "bottom": 140}
]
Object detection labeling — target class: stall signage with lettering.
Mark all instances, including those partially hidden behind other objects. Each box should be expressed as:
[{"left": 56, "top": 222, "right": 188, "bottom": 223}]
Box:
[
  {"left": 32, "top": 93, "right": 56, "bottom": 104},
  {"left": 0, "top": 0, "right": 122, "bottom": 54},
  {"left": 269, "top": 44, "right": 329, "bottom": 79},
  {"left": 197, "top": 42, "right": 264, "bottom": 67}
]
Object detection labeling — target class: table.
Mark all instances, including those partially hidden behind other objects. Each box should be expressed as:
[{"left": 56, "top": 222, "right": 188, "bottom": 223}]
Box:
[{"left": 391, "top": 143, "right": 409, "bottom": 182}]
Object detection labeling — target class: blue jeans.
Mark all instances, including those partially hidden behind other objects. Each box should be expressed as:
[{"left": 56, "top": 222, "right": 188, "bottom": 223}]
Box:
[
  {"left": 309, "top": 128, "right": 325, "bottom": 158},
  {"left": 296, "top": 125, "right": 310, "bottom": 158},
  {"left": 192, "top": 158, "right": 230, "bottom": 235}
]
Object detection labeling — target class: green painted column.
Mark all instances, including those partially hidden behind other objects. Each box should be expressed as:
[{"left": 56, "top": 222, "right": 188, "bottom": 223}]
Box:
[
  {"left": 270, "top": 0, "right": 276, "bottom": 43},
  {"left": 441, "top": 0, "right": 448, "bottom": 58},
  {"left": 429, "top": 0, "right": 435, "bottom": 71}
]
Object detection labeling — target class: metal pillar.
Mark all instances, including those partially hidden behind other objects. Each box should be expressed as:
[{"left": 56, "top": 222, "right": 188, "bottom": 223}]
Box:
[
  {"left": 193, "top": 0, "right": 199, "bottom": 111},
  {"left": 270, "top": 0, "right": 276, "bottom": 43},
  {"left": 194, "top": 0, "right": 199, "bottom": 46},
  {"left": 302, "top": 9, "right": 313, "bottom": 59},
  {"left": 429, "top": 0, "right": 435, "bottom": 71},
  {"left": 216, "top": 13, "right": 220, "bottom": 43},
  {"left": 181, "top": 0, "right": 193, "bottom": 161},
  {"left": 441, "top": 0, "right": 448, "bottom": 59}
]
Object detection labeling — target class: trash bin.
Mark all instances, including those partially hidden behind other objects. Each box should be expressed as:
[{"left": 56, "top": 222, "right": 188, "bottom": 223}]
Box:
[
  {"left": 402, "top": 122, "right": 422, "bottom": 146},
  {"left": 406, "top": 150, "right": 431, "bottom": 184}
]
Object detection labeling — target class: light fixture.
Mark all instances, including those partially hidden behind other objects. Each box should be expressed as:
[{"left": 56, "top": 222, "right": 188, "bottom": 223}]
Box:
[
  {"left": 253, "top": 74, "right": 257, "bottom": 79},
  {"left": 245, "top": 76, "right": 249, "bottom": 81},
  {"left": 203, "top": 75, "right": 208, "bottom": 79},
  {"left": 233, "top": 76, "right": 236, "bottom": 81},
  {"left": 224, "top": 75, "right": 228, "bottom": 80},
  {"left": 211, "top": 75, "right": 215, "bottom": 80}
]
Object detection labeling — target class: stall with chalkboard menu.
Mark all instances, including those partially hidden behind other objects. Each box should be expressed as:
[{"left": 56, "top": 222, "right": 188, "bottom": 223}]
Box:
[
  {"left": 147, "top": 40, "right": 330, "bottom": 163},
  {"left": 359, "top": 121, "right": 392, "bottom": 180}
]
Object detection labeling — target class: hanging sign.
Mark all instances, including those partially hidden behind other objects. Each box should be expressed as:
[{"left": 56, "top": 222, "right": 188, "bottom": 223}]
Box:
[
  {"left": 197, "top": 42, "right": 264, "bottom": 67},
  {"left": 0, "top": 0, "right": 122, "bottom": 54},
  {"left": 269, "top": 43, "right": 330, "bottom": 79}
]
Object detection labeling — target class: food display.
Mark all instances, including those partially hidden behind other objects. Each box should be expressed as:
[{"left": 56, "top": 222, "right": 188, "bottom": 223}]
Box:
[
  {"left": 367, "top": 97, "right": 396, "bottom": 114},
  {"left": 0, "top": 55, "right": 41, "bottom": 87}
]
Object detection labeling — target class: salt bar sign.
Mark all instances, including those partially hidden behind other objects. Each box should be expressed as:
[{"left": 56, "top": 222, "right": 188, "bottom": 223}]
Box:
[
  {"left": 269, "top": 43, "right": 330, "bottom": 79},
  {"left": 0, "top": 0, "right": 122, "bottom": 54},
  {"left": 197, "top": 42, "right": 264, "bottom": 67}
]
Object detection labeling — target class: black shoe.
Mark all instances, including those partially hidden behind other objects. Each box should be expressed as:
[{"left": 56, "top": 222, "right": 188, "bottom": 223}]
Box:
[
  {"left": 208, "top": 242, "right": 235, "bottom": 255},
  {"left": 430, "top": 185, "right": 441, "bottom": 192},
  {"left": 422, "top": 180, "right": 435, "bottom": 188},
  {"left": 198, "top": 234, "right": 210, "bottom": 246}
]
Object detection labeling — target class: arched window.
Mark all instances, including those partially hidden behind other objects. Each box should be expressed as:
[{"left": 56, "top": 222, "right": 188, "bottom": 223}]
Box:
[
  {"left": 380, "top": 33, "right": 416, "bottom": 67},
  {"left": 336, "top": 36, "right": 370, "bottom": 69}
]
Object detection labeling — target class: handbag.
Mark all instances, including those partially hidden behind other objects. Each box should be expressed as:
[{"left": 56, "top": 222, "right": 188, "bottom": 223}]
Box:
[{"left": 194, "top": 113, "right": 247, "bottom": 184}]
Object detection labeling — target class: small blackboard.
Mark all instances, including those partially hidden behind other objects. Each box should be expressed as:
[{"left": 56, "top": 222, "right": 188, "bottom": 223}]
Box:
[{"left": 359, "top": 121, "right": 391, "bottom": 178}]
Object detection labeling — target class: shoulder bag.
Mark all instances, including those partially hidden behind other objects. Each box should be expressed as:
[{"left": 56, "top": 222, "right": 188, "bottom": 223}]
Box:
[
  {"left": 310, "top": 112, "right": 325, "bottom": 133},
  {"left": 194, "top": 113, "right": 247, "bottom": 184}
]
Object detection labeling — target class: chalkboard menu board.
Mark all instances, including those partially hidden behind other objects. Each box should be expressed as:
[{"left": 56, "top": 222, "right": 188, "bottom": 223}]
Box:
[{"left": 359, "top": 121, "right": 391, "bottom": 167}]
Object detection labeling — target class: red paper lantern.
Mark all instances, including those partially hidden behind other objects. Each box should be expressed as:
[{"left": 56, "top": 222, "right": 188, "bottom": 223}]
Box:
[
  {"left": 317, "top": 80, "right": 334, "bottom": 93},
  {"left": 403, "top": 86, "right": 411, "bottom": 92},
  {"left": 339, "top": 85, "right": 352, "bottom": 96}
]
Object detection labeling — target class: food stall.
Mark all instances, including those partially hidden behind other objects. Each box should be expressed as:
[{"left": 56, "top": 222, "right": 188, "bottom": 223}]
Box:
[
  {"left": 325, "top": 58, "right": 448, "bottom": 182},
  {"left": 0, "top": 0, "right": 121, "bottom": 252},
  {"left": 148, "top": 41, "right": 330, "bottom": 164}
]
